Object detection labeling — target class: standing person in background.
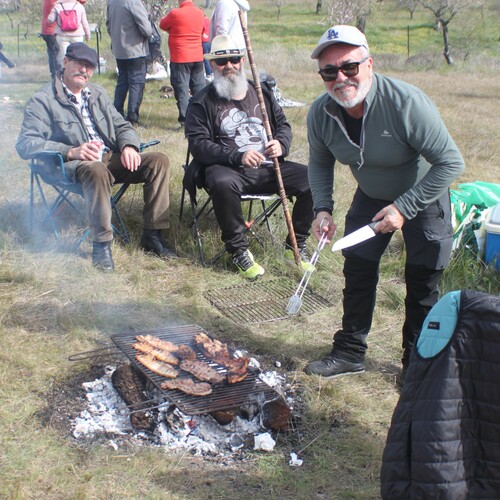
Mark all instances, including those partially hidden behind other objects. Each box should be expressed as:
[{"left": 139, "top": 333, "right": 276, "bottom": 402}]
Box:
[
  {"left": 210, "top": 0, "right": 245, "bottom": 52},
  {"left": 202, "top": 14, "right": 212, "bottom": 81},
  {"left": 159, "top": 0, "right": 205, "bottom": 127},
  {"left": 0, "top": 42, "right": 15, "bottom": 69},
  {"left": 48, "top": 0, "right": 90, "bottom": 69},
  {"left": 304, "top": 26, "right": 465, "bottom": 381},
  {"left": 106, "top": 0, "right": 152, "bottom": 126},
  {"left": 41, "top": 0, "right": 61, "bottom": 77}
]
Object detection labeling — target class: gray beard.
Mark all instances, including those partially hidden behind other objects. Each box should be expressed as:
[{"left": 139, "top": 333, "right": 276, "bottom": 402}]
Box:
[
  {"left": 328, "top": 76, "right": 372, "bottom": 109},
  {"left": 213, "top": 69, "right": 249, "bottom": 100}
]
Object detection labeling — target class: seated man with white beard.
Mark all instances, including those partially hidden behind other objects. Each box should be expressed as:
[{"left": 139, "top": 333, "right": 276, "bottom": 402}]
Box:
[{"left": 184, "top": 35, "right": 313, "bottom": 280}]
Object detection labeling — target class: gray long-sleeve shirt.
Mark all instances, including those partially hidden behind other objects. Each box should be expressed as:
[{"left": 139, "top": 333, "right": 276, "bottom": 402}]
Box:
[{"left": 307, "top": 73, "right": 465, "bottom": 220}]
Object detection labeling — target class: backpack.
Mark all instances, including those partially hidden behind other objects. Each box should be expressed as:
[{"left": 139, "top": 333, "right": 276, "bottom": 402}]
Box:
[{"left": 58, "top": 3, "right": 79, "bottom": 32}]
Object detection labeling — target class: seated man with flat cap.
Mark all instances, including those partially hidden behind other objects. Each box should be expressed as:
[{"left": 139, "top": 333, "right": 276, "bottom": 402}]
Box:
[
  {"left": 16, "top": 42, "right": 176, "bottom": 272},
  {"left": 185, "top": 35, "right": 313, "bottom": 280}
]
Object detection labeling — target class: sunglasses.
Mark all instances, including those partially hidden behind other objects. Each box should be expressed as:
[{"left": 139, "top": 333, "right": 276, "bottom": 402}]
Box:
[
  {"left": 214, "top": 56, "right": 242, "bottom": 67},
  {"left": 318, "top": 57, "right": 369, "bottom": 82}
]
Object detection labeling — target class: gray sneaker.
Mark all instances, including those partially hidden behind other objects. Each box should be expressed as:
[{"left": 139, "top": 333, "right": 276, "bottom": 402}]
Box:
[{"left": 304, "top": 356, "right": 365, "bottom": 378}]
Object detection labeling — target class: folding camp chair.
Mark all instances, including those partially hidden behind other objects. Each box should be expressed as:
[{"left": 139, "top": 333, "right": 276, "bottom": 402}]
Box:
[
  {"left": 179, "top": 149, "right": 282, "bottom": 267},
  {"left": 29, "top": 140, "right": 159, "bottom": 249}
]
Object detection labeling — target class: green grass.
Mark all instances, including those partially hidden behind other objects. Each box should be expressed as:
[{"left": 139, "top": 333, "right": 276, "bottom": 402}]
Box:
[{"left": 0, "top": 0, "right": 499, "bottom": 498}]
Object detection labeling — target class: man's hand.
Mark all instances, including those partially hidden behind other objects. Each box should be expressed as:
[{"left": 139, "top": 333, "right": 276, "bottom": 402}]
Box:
[
  {"left": 313, "top": 211, "right": 336, "bottom": 243},
  {"left": 120, "top": 146, "right": 141, "bottom": 171},
  {"left": 67, "top": 142, "right": 101, "bottom": 161},
  {"left": 372, "top": 203, "right": 406, "bottom": 233},
  {"left": 241, "top": 149, "right": 266, "bottom": 168},
  {"left": 264, "top": 139, "right": 282, "bottom": 159}
]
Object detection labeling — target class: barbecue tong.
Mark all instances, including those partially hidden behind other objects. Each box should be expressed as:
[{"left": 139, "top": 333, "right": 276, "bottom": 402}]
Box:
[{"left": 286, "top": 221, "right": 329, "bottom": 315}]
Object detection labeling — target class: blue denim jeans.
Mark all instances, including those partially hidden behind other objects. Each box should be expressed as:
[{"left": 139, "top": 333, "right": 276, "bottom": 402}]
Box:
[
  {"left": 114, "top": 57, "right": 147, "bottom": 124},
  {"left": 202, "top": 41, "right": 212, "bottom": 76},
  {"left": 169, "top": 61, "right": 205, "bottom": 124}
]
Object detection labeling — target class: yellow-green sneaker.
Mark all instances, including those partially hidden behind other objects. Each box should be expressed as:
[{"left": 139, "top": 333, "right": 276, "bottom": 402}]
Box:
[
  {"left": 232, "top": 249, "right": 265, "bottom": 280},
  {"left": 284, "top": 247, "right": 315, "bottom": 273}
]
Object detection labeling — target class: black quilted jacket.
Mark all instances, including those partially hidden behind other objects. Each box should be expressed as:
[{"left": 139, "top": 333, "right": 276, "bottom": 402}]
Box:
[{"left": 381, "top": 289, "right": 500, "bottom": 499}]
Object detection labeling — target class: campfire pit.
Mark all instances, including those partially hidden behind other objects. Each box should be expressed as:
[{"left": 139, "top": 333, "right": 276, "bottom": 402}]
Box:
[{"left": 69, "top": 324, "right": 297, "bottom": 455}]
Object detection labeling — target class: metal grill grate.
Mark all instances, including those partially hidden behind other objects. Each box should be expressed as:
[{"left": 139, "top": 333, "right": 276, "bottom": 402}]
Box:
[
  {"left": 203, "top": 278, "right": 333, "bottom": 324},
  {"left": 110, "top": 325, "right": 276, "bottom": 415}
]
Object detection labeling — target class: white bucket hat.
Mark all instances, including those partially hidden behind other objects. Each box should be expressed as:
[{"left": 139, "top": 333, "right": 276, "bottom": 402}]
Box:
[
  {"left": 311, "top": 25, "right": 369, "bottom": 59},
  {"left": 204, "top": 35, "right": 246, "bottom": 60}
]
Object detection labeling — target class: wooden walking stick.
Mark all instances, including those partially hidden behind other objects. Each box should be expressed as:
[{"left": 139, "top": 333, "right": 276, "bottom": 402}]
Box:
[{"left": 233, "top": 0, "right": 301, "bottom": 267}]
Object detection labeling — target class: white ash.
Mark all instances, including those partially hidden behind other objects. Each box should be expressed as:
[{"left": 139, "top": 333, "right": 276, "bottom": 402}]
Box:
[{"left": 71, "top": 366, "right": 287, "bottom": 456}]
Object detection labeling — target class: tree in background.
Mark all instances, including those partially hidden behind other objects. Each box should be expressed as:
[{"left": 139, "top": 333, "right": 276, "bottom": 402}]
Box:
[
  {"left": 325, "top": 0, "right": 376, "bottom": 32},
  {"left": 417, "top": 0, "right": 484, "bottom": 64},
  {"left": 399, "top": 0, "right": 419, "bottom": 19},
  {"left": 273, "top": 0, "right": 285, "bottom": 20}
]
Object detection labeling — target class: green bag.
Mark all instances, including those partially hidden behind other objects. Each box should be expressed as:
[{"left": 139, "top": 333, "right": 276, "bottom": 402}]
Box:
[{"left": 450, "top": 181, "right": 500, "bottom": 258}]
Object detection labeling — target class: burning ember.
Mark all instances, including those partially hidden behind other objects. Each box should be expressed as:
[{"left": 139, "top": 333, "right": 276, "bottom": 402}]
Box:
[{"left": 71, "top": 363, "right": 294, "bottom": 457}]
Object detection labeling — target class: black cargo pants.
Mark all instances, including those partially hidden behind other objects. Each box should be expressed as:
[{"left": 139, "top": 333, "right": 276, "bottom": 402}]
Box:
[{"left": 331, "top": 188, "right": 453, "bottom": 364}]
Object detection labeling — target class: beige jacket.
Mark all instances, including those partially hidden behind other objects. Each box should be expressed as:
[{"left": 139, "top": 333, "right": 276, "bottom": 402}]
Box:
[{"left": 48, "top": 1, "right": 91, "bottom": 39}]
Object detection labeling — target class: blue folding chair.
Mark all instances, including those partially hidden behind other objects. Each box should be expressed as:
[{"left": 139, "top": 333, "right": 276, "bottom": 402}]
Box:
[{"left": 29, "top": 140, "right": 160, "bottom": 249}]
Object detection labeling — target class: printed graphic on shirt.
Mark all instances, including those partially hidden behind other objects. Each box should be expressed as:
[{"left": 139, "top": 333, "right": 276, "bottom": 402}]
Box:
[{"left": 215, "top": 86, "right": 268, "bottom": 157}]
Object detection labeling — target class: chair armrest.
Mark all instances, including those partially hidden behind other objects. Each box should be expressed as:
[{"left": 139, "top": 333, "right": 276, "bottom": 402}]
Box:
[{"left": 32, "top": 151, "right": 72, "bottom": 183}]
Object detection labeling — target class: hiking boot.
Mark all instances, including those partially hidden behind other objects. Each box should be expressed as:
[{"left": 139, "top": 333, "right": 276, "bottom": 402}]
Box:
[
  {"left": 92, "top": 241, "right": 115, "bottom": 272},
  {"left": 141, "top": 229, "right": 178, "bottom": 259},
  {"left": 232, "top": 249, "right": 265, "bottom": 280},
  {"left": 304, "top": 355, "right": 365, "bottom": 378},
  {"left": 284, "top": 246, "right": 315, "bottom": 272}
]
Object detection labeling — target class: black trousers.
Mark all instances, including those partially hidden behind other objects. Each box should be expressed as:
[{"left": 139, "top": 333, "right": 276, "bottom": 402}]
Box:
[
  {"left": 114, "top": 57, "right": 147, "bottom": 124},
  {"left": 204, "top": 161, "right": 313, "bottom": 254},
  {"left": 40, "top": 34, "right": 61, "bottom": 77},
  {"left": 331, "top": 188, "right": 453, "bottom": 363}
]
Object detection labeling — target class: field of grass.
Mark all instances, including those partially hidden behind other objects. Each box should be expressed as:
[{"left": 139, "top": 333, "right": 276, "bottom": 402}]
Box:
[{"left": 0, "top": 0, "right": 499, "bottom": 498}]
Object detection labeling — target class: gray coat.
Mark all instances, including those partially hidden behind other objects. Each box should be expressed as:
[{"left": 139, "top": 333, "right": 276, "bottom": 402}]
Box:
[
  {"left": 16, "top": 76, "right": 140, "bottom": 179},
  {"left": 106, "top": 0, "right": 152, "bottom": 60}
]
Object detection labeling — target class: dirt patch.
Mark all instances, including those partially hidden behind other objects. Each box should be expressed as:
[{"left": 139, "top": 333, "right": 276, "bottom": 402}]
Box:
[{"left": 36, "top": 363, "right": 107, "bottom": 438}]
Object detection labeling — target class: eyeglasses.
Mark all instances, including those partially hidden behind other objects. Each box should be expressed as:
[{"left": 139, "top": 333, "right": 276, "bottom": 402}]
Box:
[
  {"left": 318, "top": 57, "right": 369, "bottom": 82},
  {"left": 70, "top": 59, "right": 96, "bottom": 71},
  {"left": 214, "top": 56, "right": 242, "bottom": 67}
]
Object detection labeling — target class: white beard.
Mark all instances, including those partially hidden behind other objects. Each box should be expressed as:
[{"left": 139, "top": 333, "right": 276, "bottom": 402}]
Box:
[
  {"left": 328, "top": 75, "right": 372, "bottom": 109},
  {"left": 213, "top": 67, "right": 249, "bottom": 100}
]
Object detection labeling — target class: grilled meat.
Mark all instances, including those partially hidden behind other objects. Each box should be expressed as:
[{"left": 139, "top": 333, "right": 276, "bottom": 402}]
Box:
[
  {"left": 226, "top": 357, "right": 250, "bottom": 384},
  {"left": 176, "top": 344, "right": 197, "bottom": 360},
  {"left": 136, "top": 354, "right": 179, "bottom": 379},
  {"left": 135, "top": 334, "right": 179, "bottom": 352},
  {"left": 160, "top": 377, "right": 212, "bottom": 396},
  {"left": 194, "top": 332, "right": 249, "bottom": 383},
  {"left": 179, "top": 359, "right": 225, "bottom": 384},
  {"left": 133, "top": 342, "right": 180, "bottom": 365},
  {"left": 134, "top": 335, "right": 196, "bottom": 360},
  {"left": 194, "top": 332, "right": 231, "bottom": 359}
]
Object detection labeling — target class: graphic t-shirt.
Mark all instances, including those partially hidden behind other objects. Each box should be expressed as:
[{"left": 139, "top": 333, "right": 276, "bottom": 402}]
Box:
[{"left": 215, "top": 85, "right": 270, "bottom": 162}]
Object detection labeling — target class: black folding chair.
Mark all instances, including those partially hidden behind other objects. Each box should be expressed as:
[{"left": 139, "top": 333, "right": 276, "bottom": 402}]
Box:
[
  {"left": 179, "top": 149, "right": 282, "bottom": 267},
  {"left": 29, "top": 140, "right": 160, "bottom": 249}
]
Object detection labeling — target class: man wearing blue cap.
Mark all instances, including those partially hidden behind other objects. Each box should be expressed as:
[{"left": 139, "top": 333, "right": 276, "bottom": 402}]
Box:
[
  {"left": 305, "top": 26, "right": 465, "bottom": 381},
  {"left": 16, "top": 43, "right": 176, "bottom": 272}
]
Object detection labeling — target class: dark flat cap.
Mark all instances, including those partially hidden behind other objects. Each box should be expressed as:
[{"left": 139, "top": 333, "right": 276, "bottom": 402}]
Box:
[{"left": 65, "top": 42, "right": 98, "bottom": 68}]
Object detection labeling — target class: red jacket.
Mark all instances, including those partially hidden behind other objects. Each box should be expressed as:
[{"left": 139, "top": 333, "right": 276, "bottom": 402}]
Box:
[
  {"left": 159, "top": 0, "right": 204, "bottom": 63},
  {"left": 41, "top": 0, "right": 57, "bottom": 35},
  {"left": 202, "top": 16, "right": 210, "bottom": 42}
]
